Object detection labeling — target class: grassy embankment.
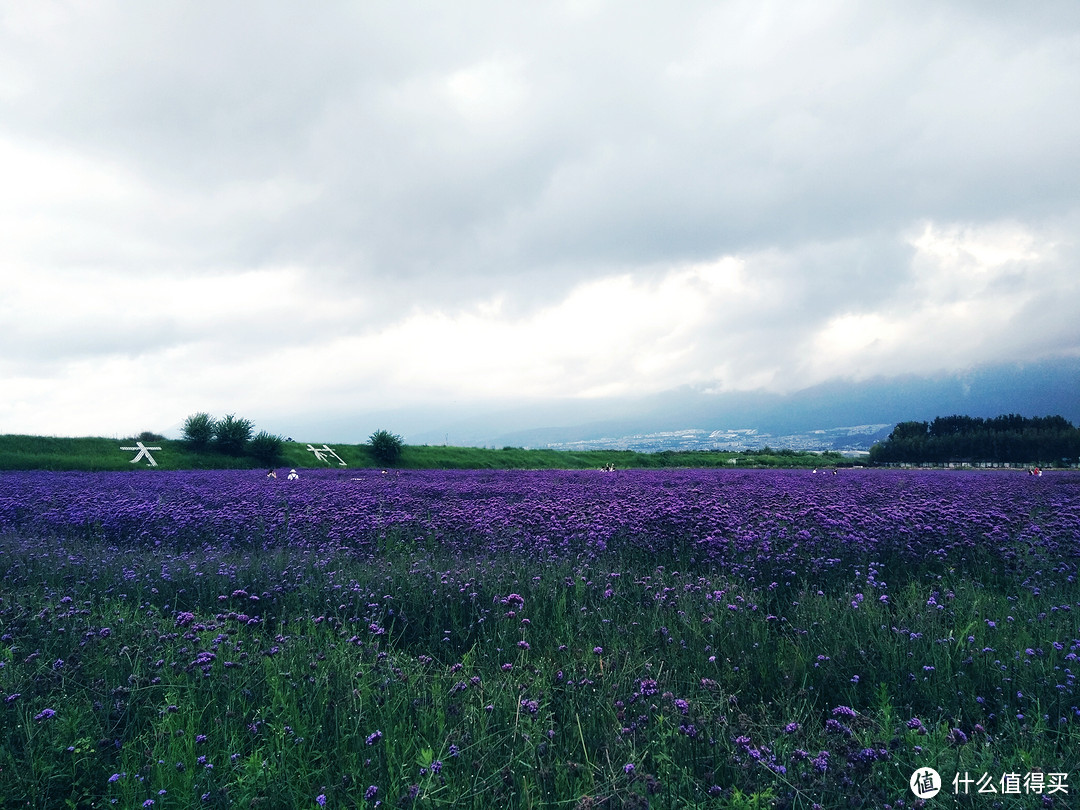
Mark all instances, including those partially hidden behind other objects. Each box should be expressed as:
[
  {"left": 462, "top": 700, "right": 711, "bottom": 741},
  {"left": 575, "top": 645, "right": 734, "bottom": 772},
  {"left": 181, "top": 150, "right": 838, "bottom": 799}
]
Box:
[{"left": 0, "top": 434, "right": 840, "bottom": 472}]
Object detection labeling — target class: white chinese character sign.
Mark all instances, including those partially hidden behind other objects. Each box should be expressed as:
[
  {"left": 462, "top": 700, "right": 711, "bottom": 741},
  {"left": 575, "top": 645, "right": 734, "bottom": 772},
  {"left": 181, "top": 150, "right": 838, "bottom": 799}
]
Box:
[
  {"left": 121, "top": 441, "right": 160, "bottom": 467},
  {"left": 307, "top": 444, "right": 346, "bottom": 466}
]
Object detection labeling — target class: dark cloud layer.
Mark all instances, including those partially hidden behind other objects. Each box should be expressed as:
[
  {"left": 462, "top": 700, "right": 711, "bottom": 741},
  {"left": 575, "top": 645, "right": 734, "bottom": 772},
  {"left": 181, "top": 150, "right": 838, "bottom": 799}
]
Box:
[{"left": 1, "top": 1, "right": 1078, "bottom": 436}]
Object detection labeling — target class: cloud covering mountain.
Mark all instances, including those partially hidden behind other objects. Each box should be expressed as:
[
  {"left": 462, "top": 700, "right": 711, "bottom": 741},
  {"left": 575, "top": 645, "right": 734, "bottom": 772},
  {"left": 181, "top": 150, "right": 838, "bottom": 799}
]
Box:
[{"left": 278, "top": 357, "right": 1080, "bottom": 448}]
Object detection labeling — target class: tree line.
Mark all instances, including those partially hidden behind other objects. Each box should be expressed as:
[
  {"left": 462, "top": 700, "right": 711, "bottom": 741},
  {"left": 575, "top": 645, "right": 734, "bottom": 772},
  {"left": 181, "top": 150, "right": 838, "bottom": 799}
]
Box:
[
  {"left": 182, "top": 412, "right": 286, "bottom": 464},
  {"left": 182, "top": 413, "right": 407, "bottom": 466},
  {"left": 868, "top": 414, "right": 1080, "bottom": 465}
]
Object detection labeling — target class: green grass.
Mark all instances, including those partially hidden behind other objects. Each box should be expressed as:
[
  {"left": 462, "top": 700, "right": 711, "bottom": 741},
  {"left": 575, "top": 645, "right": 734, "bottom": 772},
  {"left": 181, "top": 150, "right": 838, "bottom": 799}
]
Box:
[
  {"left": 1, "top": 536, "right": 1076, "bottom": 808},
  {"left": 0, "top": 436, "right": 298, "bottom": 472},
  {"left": 0, "top": 434, "right": 841, "bottom": 472}
]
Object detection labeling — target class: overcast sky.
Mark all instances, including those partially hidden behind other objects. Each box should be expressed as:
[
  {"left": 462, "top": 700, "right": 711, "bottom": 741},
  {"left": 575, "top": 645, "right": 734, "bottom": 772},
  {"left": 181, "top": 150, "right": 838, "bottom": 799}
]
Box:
[{"left": 2, "top": 1, "right": 1079, "bottom": 440}]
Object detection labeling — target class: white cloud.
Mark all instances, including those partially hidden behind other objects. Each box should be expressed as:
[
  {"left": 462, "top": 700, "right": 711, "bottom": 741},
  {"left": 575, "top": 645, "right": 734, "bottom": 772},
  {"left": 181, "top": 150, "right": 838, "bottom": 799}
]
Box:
[
  {"left": 444, "top": 58, "right": 528, "bottom": 124},
  {"left": 3, "top": 213, "right": 1077, "bottom": 439},
  {"left": 339, "top": 259, "right": 757, "bottom": 401},
  {"left": 800, "top": 219, "right": 1077, "bottom": 383},
  {"left": 1, "top": 2, "right": 1079, "bottom": 437}
]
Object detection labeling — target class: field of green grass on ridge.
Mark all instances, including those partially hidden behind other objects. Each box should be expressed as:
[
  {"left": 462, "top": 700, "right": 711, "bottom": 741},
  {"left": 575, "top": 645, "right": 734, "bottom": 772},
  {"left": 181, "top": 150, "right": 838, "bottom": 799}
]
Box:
[{"left": 0, "top": 434, "right": 841, "bottom": 472}]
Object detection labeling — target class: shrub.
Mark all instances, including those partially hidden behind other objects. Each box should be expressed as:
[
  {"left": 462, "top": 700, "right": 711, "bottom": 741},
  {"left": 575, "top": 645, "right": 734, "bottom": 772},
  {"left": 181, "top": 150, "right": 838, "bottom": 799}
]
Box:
[
  {"left": 369, "top": 429, "right": 405, "bottom": 465},
  {"left": 137, "top": 431, "right": 165, "bottom": 442},
  {"left": 213, "top": 414, "right": 254, "bottom": 456},
  {"left": 249, "top": 431, "right": 285, "bottom": 465},
  {"left": 182, "top": 413, "right": 215, "bottom": 450}
]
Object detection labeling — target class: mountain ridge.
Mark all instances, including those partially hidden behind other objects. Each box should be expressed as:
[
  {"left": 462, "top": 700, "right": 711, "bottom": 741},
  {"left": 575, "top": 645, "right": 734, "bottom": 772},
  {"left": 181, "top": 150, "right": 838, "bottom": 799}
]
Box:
[
  {"left": 411, "top": 357, "right": 1080, "bottom": 449},
  {"left": 267, "top": 356, "right": 1080, "bottom": 448}
]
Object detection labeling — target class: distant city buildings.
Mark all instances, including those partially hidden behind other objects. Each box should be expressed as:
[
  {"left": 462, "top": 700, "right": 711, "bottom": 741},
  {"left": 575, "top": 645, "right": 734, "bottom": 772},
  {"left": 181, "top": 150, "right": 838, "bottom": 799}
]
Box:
[{"left": 545, "top": 424, "right": 890, "bottom": 455}]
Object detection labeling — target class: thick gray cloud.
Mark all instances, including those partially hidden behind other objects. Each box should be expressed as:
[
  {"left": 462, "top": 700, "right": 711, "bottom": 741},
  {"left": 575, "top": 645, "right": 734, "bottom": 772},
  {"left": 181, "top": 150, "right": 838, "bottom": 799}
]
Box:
[{"left": 1, "top": 1, "right": 1078, "bottom": 437}]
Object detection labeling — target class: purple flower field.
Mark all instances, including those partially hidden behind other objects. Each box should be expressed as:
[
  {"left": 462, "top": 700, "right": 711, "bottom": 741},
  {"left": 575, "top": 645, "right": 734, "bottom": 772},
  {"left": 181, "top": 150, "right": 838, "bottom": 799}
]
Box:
[
  {"left": 0, "top": 468, "right": 1077, "bottom": 808},
  {"left": 2, "top": 468, "right": 1077, "bottom": 584}
]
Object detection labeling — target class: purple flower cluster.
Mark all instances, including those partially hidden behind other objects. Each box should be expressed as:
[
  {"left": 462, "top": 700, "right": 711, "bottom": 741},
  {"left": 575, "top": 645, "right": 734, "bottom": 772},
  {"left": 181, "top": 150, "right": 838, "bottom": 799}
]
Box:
[{"left": 1, "top": 469, "right": 1075, "bottom": 592}]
